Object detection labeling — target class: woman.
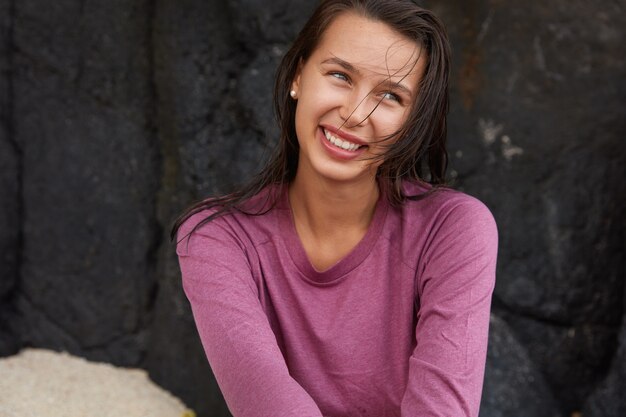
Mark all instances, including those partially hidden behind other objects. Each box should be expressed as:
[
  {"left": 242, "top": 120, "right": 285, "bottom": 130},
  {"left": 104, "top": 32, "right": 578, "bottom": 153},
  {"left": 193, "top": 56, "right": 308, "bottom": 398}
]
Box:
[{"left": 173, "top": 1, "right": 498, "bottom": 416}]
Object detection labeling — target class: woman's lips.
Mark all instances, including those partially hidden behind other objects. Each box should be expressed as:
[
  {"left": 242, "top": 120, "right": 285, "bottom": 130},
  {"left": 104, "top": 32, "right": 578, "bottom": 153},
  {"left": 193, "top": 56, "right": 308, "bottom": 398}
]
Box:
[
  {"left": 323, "top": 128, "right": 364, "bottom": 151},
  {"left": 318, "top": 126, "right": 367, "bottom": 160},
  {"left": 322, "top": 125, "right": 368, "bottom": 147}
]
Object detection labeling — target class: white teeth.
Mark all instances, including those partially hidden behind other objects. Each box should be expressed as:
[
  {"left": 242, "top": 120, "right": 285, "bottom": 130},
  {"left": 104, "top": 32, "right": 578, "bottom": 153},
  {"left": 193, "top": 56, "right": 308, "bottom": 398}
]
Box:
[{"left": 323, "top": 129, "right": 361, "bottom": 152}]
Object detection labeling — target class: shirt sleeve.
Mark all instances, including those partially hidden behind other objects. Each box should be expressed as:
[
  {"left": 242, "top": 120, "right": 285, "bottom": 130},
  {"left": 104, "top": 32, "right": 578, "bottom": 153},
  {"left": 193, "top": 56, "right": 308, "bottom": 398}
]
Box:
[
  {"left": 401, "top": 197, "right": 498, "bottom": 417},
  {"left": 176, "top": 214, "right": 324, "bottom": 417}
]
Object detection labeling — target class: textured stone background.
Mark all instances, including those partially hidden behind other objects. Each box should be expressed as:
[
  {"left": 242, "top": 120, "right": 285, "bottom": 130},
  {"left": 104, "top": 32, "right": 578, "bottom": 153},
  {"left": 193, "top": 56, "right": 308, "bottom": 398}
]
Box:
[{"left": 0, "top": 1, "right": 624, "bottom": 416}]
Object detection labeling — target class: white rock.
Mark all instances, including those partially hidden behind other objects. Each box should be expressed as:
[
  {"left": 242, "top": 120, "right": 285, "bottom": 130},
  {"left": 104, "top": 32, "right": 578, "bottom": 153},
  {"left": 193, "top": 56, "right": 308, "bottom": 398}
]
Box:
[{"left": 0, "top": 348, "right": 194, "bottom": 417}]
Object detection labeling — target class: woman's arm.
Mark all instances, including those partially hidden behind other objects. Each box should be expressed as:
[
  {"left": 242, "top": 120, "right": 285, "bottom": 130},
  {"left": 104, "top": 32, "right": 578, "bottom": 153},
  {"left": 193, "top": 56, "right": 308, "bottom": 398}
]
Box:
[
  {"left": 177, "top": 215, "right": 324, "bottom": 417},
  {"left": 401, "top": 198, "right": 498, "bottom": 417}
]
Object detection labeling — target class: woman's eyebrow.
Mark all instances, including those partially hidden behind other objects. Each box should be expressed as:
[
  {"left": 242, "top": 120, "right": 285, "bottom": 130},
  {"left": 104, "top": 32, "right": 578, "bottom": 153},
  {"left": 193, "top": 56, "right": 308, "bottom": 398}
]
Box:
[
  {"left": 321, "top": 56, "right": 361, "bottom": 75},
  {"left": 322, "top": 56, "right": 414, "bottom": 97},
  {"left": 379, "top": 79, "right": 413, "bottom": 97}
]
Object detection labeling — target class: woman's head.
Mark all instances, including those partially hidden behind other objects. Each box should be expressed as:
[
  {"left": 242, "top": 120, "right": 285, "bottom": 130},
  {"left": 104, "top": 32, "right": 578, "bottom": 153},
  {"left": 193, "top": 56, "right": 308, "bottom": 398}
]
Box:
[
  {"left": 274, "top": 0, "right": 451, "bottom": 202},
  {"left": 171, "top": 0, "right": 451, "bottom": 241}
]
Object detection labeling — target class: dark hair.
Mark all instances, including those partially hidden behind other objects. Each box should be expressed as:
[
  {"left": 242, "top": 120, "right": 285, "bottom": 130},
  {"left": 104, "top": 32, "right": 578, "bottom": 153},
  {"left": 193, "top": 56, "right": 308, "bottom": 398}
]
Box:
[{"left": 171, "top": 0, "right": 451, "bottom": 241}]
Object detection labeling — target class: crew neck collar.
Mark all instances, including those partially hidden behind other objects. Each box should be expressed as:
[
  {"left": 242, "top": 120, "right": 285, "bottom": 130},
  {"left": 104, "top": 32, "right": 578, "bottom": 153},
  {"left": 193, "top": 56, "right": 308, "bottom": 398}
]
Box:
[{"left": 277, "top": 184, "right": 389, "bottom": 285}]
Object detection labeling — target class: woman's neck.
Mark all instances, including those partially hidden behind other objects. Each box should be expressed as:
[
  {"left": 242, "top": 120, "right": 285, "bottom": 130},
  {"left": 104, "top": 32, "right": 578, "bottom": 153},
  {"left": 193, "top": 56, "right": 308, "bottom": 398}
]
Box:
[{"left": 288, "top": 172, "right": 380, "bottom": 242}]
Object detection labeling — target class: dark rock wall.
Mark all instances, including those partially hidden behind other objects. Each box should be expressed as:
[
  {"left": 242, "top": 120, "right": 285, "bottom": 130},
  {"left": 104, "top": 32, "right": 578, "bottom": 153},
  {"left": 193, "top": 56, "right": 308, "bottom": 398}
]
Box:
[
  {"left": 426, "top": 2, "right": 626, "bottom": 415},
  {"left": 0, "top": 1, "right": 624, "bottom": 417},
  {"left": 0, "top": 0, "right": 20, "bottom": 355},
  {"left": 8, "top": 0, "right": 160, "bottom": 366}
]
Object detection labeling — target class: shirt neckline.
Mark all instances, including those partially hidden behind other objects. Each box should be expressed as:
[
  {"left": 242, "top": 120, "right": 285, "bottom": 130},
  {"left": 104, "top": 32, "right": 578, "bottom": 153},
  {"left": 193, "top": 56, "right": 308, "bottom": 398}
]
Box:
[{"left": 277, "top": 184, "right": 389, "bottom": 285}]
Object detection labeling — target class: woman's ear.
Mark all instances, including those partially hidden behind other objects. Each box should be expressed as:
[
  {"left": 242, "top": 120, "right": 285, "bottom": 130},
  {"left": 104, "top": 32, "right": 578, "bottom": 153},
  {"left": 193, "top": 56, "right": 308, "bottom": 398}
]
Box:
[{"left": 291, "top": 59, "right": 304, "bottom": 96}]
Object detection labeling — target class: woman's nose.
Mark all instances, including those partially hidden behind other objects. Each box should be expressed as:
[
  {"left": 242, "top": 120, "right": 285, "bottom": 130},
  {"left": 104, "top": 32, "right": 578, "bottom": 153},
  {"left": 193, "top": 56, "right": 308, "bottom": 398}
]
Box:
[{"left": 339, "top": 90, "right": 373, "bottom": 128}]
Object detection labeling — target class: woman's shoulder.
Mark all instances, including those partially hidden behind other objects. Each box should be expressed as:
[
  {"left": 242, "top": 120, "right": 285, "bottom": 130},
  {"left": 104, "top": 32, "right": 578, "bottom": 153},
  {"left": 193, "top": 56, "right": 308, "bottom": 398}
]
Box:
[
  {"left": 398, "top": 181, "right": 498, "bottom": 281},
  {"left": 176, "top": 207, "right": 222, "bottom": 240},
  {"left": 400, "top": 180, "right": 497, "bottom": 237},
  {"left": 175, "top": 185, "right": 285, "bottom": 256}
]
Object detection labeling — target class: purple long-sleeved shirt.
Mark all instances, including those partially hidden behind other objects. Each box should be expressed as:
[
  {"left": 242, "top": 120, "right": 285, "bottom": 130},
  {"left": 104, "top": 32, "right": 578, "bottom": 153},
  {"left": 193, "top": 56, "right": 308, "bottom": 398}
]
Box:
[{"left": 177, "top": 182, "right": 498, "bottom": 417}]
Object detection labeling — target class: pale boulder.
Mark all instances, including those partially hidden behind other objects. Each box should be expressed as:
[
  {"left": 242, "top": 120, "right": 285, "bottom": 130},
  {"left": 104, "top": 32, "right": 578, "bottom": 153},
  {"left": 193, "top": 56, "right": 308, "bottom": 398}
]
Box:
[{"left": 0, "top": 349, "right": 194, "bottom": 417}]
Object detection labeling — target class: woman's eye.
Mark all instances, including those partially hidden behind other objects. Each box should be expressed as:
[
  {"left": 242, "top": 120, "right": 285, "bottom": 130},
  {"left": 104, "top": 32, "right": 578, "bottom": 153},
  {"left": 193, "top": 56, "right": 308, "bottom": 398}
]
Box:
[
  {"left": 382, "top": 92, "right": 401, "bottom": 103},
  {"left": 330, "top": 72, "right": 349, "bottom": 82}
]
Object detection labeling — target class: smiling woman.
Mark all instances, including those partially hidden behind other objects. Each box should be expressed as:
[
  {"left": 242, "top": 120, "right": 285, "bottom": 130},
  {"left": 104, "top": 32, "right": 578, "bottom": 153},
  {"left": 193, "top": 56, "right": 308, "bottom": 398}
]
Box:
[
  {"left": 171, "top": 1, "right": 497, "bottom": 417},
  {"left": 289, "top": 12, "right": 427, "bottom": 270},
  {"left": 292, "top": 12, "right": 424, "bottom": 186}
]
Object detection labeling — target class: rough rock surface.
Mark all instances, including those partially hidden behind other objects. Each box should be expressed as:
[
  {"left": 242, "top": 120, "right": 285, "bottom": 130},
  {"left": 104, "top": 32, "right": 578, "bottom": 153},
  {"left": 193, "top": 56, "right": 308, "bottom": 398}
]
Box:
[
  {"left": 480, "top": 315, "right": 561, "bottom": 417},
  {"left": 0, "top": 348, "right": 192, "bottom": 417},
  {"left": 9, "top": 0, "right": 159, "bottom": 365},
  {"left": 427, "top": 1, "right": 626, "bottom": 414},
  {"left": 582, "top": 286, "right": 626, "bottom": 416},
  {"left": 0, "top": 1, "right": 624, "bottom": 416},
  {"left": 0, "top": 0, "right": 19, "bottom": 357}
]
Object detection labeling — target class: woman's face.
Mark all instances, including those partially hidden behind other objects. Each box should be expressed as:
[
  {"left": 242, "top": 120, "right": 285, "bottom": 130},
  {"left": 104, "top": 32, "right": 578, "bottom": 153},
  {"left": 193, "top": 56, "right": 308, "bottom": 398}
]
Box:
[{"left": 292, "top": 11, "right": 425, "bottom": 186}]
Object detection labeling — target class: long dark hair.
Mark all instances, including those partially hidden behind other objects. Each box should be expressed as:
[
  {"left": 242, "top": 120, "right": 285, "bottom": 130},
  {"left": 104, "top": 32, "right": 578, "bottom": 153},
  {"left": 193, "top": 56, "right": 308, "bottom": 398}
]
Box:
[{"left": 171, "top": 0, "right": 451, "bottom": 241}]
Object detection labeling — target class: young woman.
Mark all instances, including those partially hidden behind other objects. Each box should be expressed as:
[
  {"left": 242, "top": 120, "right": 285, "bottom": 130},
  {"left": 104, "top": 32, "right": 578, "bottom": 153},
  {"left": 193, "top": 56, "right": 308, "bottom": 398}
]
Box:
[{"left": 173, "top": 1, "right": 498, "bottom": 416}]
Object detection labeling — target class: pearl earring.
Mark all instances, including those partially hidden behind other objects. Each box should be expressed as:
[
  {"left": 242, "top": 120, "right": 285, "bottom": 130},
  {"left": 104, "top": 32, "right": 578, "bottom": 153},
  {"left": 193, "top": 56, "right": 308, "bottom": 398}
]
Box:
[{"left": 290, "top": 90, "right": 297, "bottom": 98}]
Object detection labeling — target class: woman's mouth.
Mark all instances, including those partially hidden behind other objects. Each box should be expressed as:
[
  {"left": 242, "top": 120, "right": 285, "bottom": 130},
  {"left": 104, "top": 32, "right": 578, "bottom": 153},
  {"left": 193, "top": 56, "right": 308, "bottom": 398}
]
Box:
[{"left": 323, "top": 128, "right": 365, "bottom": 152}]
